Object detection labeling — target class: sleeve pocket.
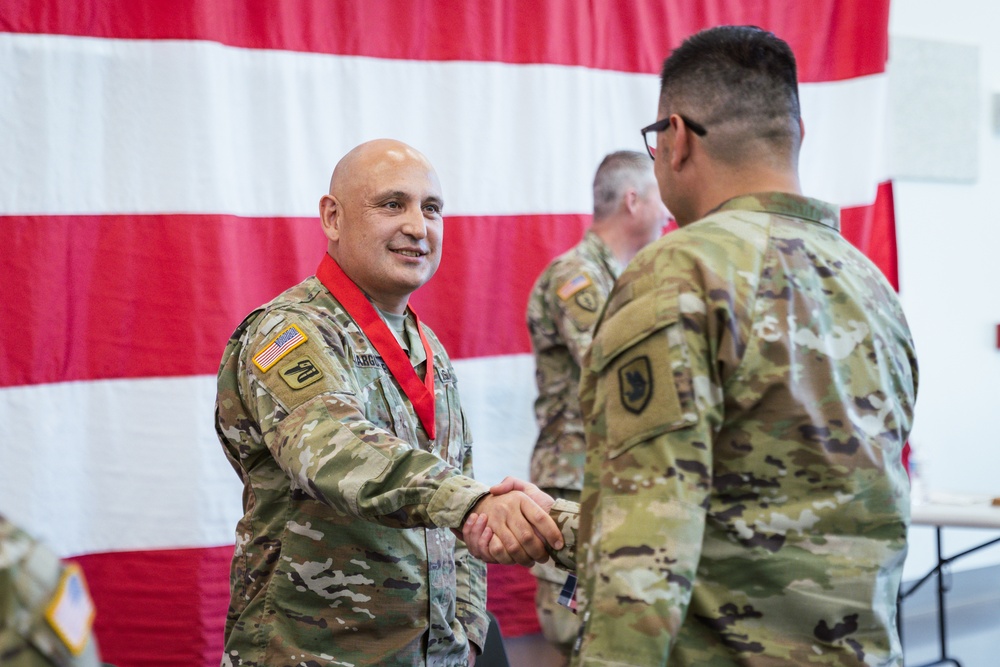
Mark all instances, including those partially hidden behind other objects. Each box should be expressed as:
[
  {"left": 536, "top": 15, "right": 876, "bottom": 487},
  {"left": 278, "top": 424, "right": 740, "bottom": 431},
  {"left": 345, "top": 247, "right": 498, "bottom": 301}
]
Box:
[{"left": 589, "top": 285, "right": 697, "bottom": 459}]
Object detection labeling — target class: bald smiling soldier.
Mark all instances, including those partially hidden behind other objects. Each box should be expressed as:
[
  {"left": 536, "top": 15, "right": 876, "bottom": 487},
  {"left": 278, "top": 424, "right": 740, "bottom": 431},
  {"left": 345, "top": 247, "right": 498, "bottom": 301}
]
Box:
[{"left": 215, "top": 139, "right": 562, "bottom": 667}]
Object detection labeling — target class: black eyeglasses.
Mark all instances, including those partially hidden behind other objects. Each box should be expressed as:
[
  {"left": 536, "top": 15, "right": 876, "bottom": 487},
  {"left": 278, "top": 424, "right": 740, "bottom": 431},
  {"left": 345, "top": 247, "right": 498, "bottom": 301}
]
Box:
[{"left": 640, "top": 115, "right": 708, "bottom": 159}]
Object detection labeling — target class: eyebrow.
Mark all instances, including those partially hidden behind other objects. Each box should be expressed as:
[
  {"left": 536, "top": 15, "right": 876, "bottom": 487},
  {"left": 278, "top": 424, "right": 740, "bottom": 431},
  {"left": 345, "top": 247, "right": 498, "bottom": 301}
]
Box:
[{"left": 372, "top": 190, "right": 444, "bottom": 209}]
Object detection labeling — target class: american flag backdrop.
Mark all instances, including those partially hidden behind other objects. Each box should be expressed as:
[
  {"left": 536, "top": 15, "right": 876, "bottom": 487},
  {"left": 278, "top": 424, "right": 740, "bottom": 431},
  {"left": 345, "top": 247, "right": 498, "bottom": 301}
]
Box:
[{"left": 0, "top": 1, "right": 897, "bottom": 664}]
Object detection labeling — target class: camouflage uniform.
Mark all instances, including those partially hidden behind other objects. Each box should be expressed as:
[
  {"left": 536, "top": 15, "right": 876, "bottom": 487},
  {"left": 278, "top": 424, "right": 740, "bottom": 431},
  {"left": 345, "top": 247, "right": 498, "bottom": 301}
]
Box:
[
  {"left": 0, "top": 516, "right": 102, "bottom": 666},
  {"left": 526, "top": 230, "right": 620, "bottom": 651},
  {"left": 528, "top": 230, "right": 621, "bottom": 492},
  {"left": 556, "top": 194, "right": 919, "bottom": 666},
  {"left": 216, "top": 275, "right": 490, "bottom": 667}
]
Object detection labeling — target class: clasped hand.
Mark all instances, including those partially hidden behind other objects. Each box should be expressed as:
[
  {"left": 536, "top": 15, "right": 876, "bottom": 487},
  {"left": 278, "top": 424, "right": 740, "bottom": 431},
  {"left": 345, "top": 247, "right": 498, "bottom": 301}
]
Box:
[{"left": 461, "top": 477, "right": 560, "bottom": 566}]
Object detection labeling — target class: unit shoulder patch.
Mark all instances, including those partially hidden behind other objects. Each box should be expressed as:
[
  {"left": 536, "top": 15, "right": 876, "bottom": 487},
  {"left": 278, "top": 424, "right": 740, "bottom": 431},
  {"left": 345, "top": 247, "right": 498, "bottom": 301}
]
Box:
[
  {"left": 557, "top": 273, "right": 593, "bottom": 301},
  {"left": 619, "top": 355, "right": 653, "bottom": 414},
  {"left": 574, "top": 288, "right": 598, "bottom": 312},
  {"left": 253, "top": 324, "right": 308, "bottom": 372},
  {"left": 44, "top": 564, "right": 95, "bottom": 655},
  {"left": 279, "top": 355, "right": 324, "bottom": 390}
]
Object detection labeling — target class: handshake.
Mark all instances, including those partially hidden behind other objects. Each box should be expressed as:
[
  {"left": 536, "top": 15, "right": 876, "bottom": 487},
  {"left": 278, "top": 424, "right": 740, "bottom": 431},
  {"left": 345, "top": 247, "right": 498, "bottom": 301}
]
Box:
[{"left": 460, "top": 477, "right": 565, "bottom": 566}]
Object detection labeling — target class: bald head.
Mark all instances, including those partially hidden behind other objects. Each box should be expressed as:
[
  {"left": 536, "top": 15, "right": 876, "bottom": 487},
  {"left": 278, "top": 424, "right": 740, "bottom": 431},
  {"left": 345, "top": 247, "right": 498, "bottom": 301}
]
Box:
[
  {"left": 319, "top": 139, "right": 445, "bottom": 314},
  {"left": 329, "top": 139, "right": 439, "bottom": 195}
]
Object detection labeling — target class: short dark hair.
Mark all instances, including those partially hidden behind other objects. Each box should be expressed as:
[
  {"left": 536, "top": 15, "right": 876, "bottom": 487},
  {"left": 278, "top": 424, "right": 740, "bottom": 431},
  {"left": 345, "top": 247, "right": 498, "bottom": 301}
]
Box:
[
  {"left": 592, "top": 150, "right": 654, "bottom": 220},
  {"left": 659, "top": 26, "right": 801, "bottom": 163}
]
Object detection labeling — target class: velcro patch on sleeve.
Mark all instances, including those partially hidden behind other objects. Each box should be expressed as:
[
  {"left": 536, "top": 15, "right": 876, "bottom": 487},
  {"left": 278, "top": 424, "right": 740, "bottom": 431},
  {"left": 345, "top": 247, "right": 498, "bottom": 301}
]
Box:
[
  {"left": 557, "top": 273, "right": 593, "bottom": 301},
  {"left": 253, "top": 324, "right": 308, "bottom": 372},
  {"left": 278, "top": 355, "right": 324, "bottom": 390},
  {"left": 44, "top": 564, "right": 95, "bottom": 655}
]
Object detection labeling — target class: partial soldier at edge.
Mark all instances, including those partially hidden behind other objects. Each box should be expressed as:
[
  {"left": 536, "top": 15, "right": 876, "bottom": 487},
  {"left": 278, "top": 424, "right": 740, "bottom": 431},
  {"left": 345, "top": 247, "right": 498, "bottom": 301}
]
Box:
[{"left": 0, "top": 515, "right": 103, "bottom": 666}]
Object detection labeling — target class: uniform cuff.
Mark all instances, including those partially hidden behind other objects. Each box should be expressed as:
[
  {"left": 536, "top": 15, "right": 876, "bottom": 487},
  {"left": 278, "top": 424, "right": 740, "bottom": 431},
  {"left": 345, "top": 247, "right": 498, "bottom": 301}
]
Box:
[
  {"left": 547, "top": 498, "right": 580, "bottom": 571},
  {"left": 428, "top": 475, "right": 490, "bottom": 529},
  {"left": 459, "top": 603, "right": 490, "bottom": 651}
]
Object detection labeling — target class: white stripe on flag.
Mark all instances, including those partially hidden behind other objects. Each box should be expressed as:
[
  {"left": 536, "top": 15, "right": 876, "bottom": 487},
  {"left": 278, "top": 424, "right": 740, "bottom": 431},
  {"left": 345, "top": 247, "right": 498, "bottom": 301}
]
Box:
[
  {"left": 0, "top": 33, "right": 887, "bottom": 218},
  {"left": 0, "top": 355, "right": 538, "bottom": 557}
]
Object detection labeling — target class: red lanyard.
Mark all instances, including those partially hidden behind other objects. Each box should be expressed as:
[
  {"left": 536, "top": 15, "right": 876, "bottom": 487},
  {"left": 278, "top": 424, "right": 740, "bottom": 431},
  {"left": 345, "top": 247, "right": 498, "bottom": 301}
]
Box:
[{"left": 316, "top": 254, "right": 436, "bottom": 440}]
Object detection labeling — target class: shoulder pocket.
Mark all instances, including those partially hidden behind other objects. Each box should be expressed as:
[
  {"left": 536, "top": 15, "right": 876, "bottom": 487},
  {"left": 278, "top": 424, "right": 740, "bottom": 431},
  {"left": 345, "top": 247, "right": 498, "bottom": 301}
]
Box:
[{"left": 589, "top": 284, "right": 697, "bottom": 458}]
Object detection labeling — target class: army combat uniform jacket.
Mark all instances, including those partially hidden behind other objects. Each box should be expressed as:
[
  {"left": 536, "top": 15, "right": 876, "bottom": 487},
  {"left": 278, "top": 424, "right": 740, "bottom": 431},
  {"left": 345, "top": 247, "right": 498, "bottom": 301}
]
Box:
[
  {"left": 527, "top": 230, "right": 621, "bottom": 492},
  {"left": 556, "top": 194, "right": 918, "bottom": 666},
  {"left": 216, "top": 273, "right": 490, "bottom": 666},
  {"left": 0, "top": 516, "right": 101, "bottom": 666}
]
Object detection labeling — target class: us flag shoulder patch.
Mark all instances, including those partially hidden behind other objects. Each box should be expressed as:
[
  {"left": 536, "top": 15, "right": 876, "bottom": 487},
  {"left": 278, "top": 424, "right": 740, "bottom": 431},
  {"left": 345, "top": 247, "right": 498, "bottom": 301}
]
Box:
[
  {"left": 45, "top": 564, "right": 95, "bottom": 655},
  {"left": 253, "top": 324, "right": 308, "bottom": 372},
  {"left": 557, "top": 273, "right": 592, "bottom": 301}
]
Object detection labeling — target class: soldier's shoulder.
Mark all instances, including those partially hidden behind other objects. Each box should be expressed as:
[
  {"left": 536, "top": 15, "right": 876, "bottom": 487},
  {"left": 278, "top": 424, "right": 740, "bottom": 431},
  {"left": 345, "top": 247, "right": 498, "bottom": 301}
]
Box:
[
  {"left": 245, "top": 278, "right": 346, "bottom": 339},
  {"left": 0, "top": 516, "right": 98, "bottom": 660}
]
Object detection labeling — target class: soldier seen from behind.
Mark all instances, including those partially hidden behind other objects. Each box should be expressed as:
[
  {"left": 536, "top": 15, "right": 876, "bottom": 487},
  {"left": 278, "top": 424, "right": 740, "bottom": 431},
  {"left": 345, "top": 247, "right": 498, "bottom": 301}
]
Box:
[{"left": 468, "top": 25, "right": 919, "bottom": 667}]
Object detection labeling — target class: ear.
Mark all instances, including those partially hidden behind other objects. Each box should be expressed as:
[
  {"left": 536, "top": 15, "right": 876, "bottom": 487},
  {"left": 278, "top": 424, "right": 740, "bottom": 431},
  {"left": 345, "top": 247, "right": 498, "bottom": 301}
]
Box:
[
  {"left": 799, "top": 116, "right": 806, "bottom": 142},
  {"left": 319, "top": 194, "right": 341, "bottom": 243},
  {"left": 624, "top": 188, "right": 639, "bottom": 214},
  {"left": 669, "top": 114, "right": 691, "bottom": 173}
]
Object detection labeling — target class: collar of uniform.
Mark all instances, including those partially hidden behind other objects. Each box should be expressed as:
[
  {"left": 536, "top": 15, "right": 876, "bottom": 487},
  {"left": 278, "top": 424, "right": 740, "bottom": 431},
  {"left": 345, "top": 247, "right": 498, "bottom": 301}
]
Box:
[
  {"left": 581, "top": 229, "right": 623, "bottom": 279},
  {"left": 403, "top": 313, "right": 427, "bottom": 367},
  {"left": 711, "top": 192, "right": 840, "bottom": 232}
]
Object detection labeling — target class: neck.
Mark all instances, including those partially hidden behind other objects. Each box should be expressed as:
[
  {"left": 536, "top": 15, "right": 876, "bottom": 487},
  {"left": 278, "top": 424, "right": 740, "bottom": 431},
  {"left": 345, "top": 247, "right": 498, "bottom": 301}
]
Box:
[
  {"left": 688, "top": 165, "right": 801, "bottom": 225},
  {"left": 592, "top": 220, "right": 642, "bottom": 266},
  {"left": 369, "top": 295, "right": 409, "bottom": 315}
]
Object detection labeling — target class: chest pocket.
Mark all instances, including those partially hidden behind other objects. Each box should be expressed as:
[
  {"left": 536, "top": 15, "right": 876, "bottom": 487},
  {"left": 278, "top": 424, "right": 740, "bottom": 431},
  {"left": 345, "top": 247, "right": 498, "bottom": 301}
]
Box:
[
  {"left": 352, "top": 360, "right": 405, "bottom": 438},
  {"left": 433, "top": 364, "right": 465, "bottom": 464},
  {"left": 588, "top": 284, "right": 697, "bottom": 459}
]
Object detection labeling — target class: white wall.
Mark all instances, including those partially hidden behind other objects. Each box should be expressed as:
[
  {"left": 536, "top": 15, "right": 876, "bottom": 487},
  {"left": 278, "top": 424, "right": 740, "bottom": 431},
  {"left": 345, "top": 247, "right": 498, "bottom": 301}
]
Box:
[{"left": 890, "top": 1, "right": 1000, "bottom": 578}]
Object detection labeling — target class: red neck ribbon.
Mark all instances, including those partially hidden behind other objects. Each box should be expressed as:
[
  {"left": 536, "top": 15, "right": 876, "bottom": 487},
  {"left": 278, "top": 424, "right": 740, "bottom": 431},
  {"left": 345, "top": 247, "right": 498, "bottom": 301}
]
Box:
[{"left": 316, "top": 254, "right": 436, "bottom": 440}]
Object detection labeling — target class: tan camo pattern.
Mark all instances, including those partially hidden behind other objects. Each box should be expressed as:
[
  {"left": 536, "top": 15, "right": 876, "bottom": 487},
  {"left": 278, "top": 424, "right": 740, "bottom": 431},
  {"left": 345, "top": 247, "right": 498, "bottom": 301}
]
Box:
[
  {"left": 216, "top": 275, "right": 490, "bottom": 667},
  {"left": 562, "top": 193, "right": 918, "bottom": 666},
  {"left": 527, "top": 231, "right": 621, "bottom": 491}
]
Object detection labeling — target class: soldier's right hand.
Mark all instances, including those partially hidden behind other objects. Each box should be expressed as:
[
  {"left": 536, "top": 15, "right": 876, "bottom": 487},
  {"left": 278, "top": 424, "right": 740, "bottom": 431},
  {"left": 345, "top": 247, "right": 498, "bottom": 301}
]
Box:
[{"left": 467, "top": 488, "right": 563, "bottom": 566}]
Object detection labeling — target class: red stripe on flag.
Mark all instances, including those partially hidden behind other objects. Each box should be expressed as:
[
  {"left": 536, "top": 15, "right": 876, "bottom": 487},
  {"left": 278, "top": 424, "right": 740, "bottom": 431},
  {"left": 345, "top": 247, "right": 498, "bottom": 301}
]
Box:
[
  {"left": 70, "top": 544, "right": 542, "bottom": 662},
  {"left": 0, "top": 199, "right": 898, "bottom": 389},
  {"left": 0, "top": 213, "right": 588, "bottom": 388},
  {"left": 486, "top": 564, "right": 542, "bottom": 638},
  {"left": 0, "top": 0, "right": 888, "bottom": 81},
  {"left": 69, "top": 545, "right": 234, "bottom": 667},
  {"left": 841, "top": 181, "right": 899, "bottom": 290}
]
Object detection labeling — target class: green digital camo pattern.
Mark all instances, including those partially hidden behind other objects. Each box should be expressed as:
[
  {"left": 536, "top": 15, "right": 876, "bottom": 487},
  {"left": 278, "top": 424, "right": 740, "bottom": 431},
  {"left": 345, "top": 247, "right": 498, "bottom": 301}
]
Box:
[
  {"left": 0, "top": 517, "right": 102, "bottom": 666},
  {"left": 566, "top": 193, "right": 918, "bottom": 666},
  {"left": 527, "top": 231, "right": 621, "bottom": 492},
  {"left": 216, "top": 276, "right": 490, "bottom": 667}
]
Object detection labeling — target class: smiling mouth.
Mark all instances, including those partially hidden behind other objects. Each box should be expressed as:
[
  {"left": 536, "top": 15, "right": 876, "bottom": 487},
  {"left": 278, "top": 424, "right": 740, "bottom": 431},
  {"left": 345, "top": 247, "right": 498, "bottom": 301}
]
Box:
[{"left": 392, "top": 249, "right": 426, "bottom": 258}]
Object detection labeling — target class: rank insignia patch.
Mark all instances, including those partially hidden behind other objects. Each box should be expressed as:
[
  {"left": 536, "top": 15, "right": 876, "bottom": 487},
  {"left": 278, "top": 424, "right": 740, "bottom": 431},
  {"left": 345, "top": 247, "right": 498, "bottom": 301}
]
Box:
[
  {"left": 575, "top": 289, "right": 598, "bottom": 312},
  {"left": 557, "top": 273, "right": 593, "bottom": 300},
  {"left": 619, "top": 355, "right": 652, "bottom": 414},
  {"left": 279, "top": 356, "right": 323, "bottom": 389},
  {"left": 253, "top": 324, "right": 307, "bottom": 372},
  {"left": 45, "top": 564, "right": 95, "bottom": 655}
]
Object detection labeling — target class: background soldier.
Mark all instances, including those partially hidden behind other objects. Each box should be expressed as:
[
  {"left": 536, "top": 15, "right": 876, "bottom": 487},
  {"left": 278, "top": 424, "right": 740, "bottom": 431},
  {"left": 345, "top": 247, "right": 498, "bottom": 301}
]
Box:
[
  {"left": 471, "top": 26, "right": 919, "bottom": 667},
  {"left": 0, "top": 515, "right": 103, "bottom": 666},
  {"left": 216, "top": 139, "right": 562, "bottom": 666},
  {"left": 525, "top": 151, "right": 666, "bottom": 659}
]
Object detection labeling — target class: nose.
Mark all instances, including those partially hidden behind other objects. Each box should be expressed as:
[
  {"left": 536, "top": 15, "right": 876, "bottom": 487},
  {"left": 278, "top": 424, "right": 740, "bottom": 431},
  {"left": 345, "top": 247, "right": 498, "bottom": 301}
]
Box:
[{"left": 401, "top": 211, "right": 427, "bottom": 240}]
